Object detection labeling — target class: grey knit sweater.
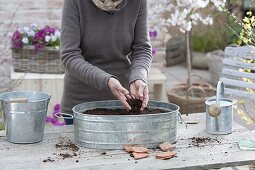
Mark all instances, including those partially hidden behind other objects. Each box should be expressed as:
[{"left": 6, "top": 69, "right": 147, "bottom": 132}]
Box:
[{"left": 60, "top": 0, "right": 152, "bottom": 114}]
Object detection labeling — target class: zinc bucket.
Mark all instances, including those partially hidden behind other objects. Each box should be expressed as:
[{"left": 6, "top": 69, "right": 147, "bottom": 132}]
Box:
[{"left": 0, "top": 91, "right": 51, "bottom": 143}]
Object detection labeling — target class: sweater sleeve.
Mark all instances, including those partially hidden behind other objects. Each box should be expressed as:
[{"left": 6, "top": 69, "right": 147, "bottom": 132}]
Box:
[
  {"left": 129, "top": 0, "right": 152, "bottom": 84},
  {"left": 60, "top": 0, "right": 113, "bottom": 90}
]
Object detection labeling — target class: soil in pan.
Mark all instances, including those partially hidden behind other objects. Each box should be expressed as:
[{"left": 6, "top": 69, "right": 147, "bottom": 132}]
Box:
[{"left": 83, "top": 99, "right": 167, "bottom": 115}]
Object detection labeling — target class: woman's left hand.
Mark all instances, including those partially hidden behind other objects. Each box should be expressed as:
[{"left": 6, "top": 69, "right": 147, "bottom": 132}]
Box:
[{"left": 130, "top": 79, "right": 149, "bottom": 111}]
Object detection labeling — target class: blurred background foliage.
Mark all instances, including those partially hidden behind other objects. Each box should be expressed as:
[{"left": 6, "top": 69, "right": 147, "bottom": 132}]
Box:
[
  {"left": 192, "top": 14, "right": 241, "bottom": 52},
  {"left": 192, "top": 1, "right": 245, "bottom": 53}
]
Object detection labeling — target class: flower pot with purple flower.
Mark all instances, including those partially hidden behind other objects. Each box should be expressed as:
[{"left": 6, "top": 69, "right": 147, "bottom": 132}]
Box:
[{"left": 11, "top": 24, "right": 64, "bottom": 74}]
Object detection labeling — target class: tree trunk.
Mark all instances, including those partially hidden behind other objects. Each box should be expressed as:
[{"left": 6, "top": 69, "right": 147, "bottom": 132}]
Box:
[{"left": 186, "top": 30, "right": 192, "bottom": 88}]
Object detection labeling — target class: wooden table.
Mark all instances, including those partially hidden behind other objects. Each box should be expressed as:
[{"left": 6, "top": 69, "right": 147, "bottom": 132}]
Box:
[
  {"left": 10, "top": 67, "right": 167, "bottom": 114},
  {"left": 0, "top": 113, "right": 254, "bottom": 170}
]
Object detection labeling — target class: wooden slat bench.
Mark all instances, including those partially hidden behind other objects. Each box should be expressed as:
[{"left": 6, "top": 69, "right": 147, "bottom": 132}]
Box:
[
  {"left": 220, "top": 45, "right": 255, "bottom": 99},
  {"left": 221, "top": 46, "right": 255, "bottom": 132}
]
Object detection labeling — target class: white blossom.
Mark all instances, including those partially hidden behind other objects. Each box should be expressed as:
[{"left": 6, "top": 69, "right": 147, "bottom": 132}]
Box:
[
  {"left": 196, "top": 0, "right": 210, "bottom": 8},
  {"left": 27, "top": 30, "right": 35, "bottom": 37},
  {"left": 211, "top": 0, "right": 226, "bottom": 11},
  {"left": 30, "top": 23, "right": 38, "bottom": 30},
  {"left": 21, "top": 37, "right": 29, "bottom": 44},
  {"left": 54, "top": 30, "right": 61, "bottom": 38},
  {"left": 45, "top": 35, "right": 51, "bottom": 42},
  {"left": 51, "top": 34, "right": 57, "bottom": 42},
  {"left": 148, "top": 0, "right": 226, "bottom": 33},
  {"left": 202, "top": 16, "right": 213, "bottom": 25}
]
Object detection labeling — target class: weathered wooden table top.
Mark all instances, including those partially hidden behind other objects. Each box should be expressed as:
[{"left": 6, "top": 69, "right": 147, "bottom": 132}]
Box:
[{"left": 0, "top": 113, "right": 254, "bottom": 170}]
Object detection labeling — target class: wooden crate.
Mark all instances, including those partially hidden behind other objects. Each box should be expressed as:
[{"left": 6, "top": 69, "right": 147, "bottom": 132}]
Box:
[{"left": 165, "top": 36, "right": 186, "bottom": 66}]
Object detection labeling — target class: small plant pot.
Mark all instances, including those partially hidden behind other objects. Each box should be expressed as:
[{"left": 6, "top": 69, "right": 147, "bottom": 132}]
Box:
[
  {"left": 206, "top": 50, "right": 225, "bottom": 86},
  {"left": 192, "top": 52, "right": 209, "bottom": 70}
]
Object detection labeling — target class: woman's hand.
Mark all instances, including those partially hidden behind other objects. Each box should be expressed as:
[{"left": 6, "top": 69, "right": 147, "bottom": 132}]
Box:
[
  {"left": 108, "top": 77, "right": 131, "bottom": 110},
  {"left": 130, "top": 80, "right": 149, "bottom": 111}
]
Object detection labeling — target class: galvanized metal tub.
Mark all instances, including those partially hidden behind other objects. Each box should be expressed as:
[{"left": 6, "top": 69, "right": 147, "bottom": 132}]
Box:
[
  {"left": 72, "top": 100, "right": 180, "bottom": 149},
  {"left": 0, "top": 91, "right": 51, "bottom": 143}
]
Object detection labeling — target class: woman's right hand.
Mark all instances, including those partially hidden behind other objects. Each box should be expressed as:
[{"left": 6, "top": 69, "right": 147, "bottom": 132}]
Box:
[{"left": 108, "top": 77, "right": 131, "bottom": 110}]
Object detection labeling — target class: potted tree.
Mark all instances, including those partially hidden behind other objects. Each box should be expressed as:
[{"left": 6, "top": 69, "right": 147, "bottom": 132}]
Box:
[{"left": 149, "top": 0, "right": 226, "bottom": 114}]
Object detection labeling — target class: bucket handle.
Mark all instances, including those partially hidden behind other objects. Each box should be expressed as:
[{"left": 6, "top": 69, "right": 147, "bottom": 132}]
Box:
[
  {"left": 178, "top": 112, "right": 187, "bottom": 129},
  {"left": 54, "top": 112, "right": 74, "bottom": 120},
  {"left": 186, "top": 86, "right": 205, "bottom": 99},
  {"left": 7, "top": 98, "right": 28, "bottom": 103}
]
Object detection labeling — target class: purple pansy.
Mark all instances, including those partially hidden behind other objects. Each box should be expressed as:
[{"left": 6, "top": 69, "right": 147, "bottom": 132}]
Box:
[
  {"left": 34, "top": 30, "right": 45, "bottom": 42},
  {"left": 45, "top": 104, "right": 65, "bottom": 126},
  {"left": 12, "top": 30, "right": 22, "bottom": 41},
  {"left": 46, "top": 116, "right": 52, "bottom": 123},
  {"left": 43, "top": 25, "right": 55, "bottom": 35},
  {"left": 11, "top": 31, "right": 23, "bottom": 48},
  {"left": 54, "top": 104, "right": 61, "bottom": 113},
  {"left": 152, "top": 47, "right": 157, "bottom": 56},
  {"left": 149, "top": 30, "right": 157, "bottom": 39},
  {"left": 149, "top": 30, "right": 158, "bottom": 56}
]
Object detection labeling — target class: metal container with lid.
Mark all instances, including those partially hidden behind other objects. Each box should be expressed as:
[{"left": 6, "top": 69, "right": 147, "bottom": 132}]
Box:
[{"left": 205, "top": 81, "right": 233, "bottom": 135}]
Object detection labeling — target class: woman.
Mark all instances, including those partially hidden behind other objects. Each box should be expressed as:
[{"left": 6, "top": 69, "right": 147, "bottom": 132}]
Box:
[{"left": 60, "top": 0, "right": 152, "bottom": 124}]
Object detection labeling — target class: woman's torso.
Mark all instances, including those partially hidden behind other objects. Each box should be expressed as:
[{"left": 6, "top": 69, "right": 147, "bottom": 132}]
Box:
[{"left": 61, "top": 0, "right": 142, "bottom": 113}]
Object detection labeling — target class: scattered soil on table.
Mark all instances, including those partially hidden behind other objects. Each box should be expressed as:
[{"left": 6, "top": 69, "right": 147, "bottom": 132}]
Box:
[
  {"left": 58, "top": 152, "right": 77, "bottom": 160},
  {"left": 55, "top": 139, "right": 79, "bottom": 153},
  {"left": 83, "top": 99, "right": 167, "bottom": 115},
  {"left": 43, "top": 157, "right": 55, "bottom": 163},
  {"left": 43, "top": 138, "right": 80, "bottom": 163},
  {"left": 55, "top": 138, "right": 79, "bottom": 160},
  {"left": 189, "top": 137, "right": 221, "bottom": 147}
]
